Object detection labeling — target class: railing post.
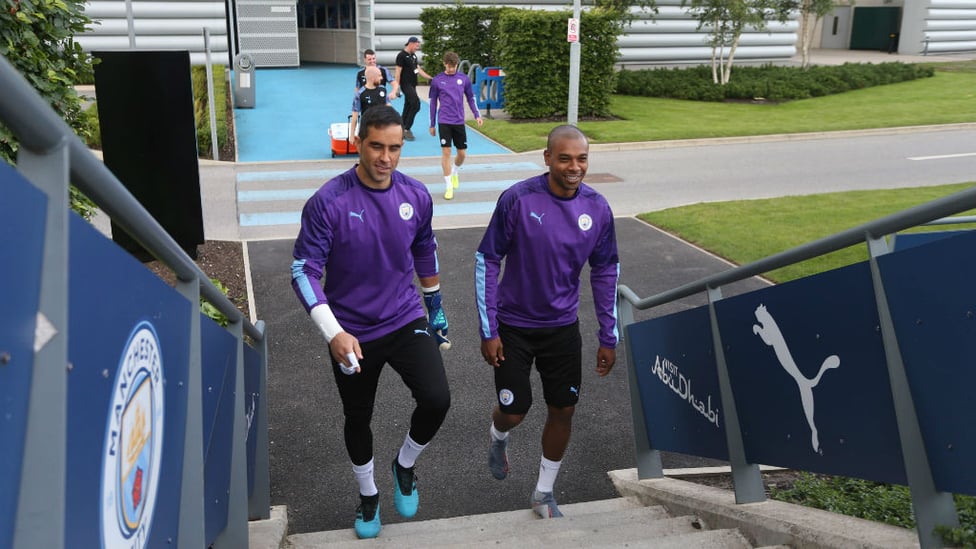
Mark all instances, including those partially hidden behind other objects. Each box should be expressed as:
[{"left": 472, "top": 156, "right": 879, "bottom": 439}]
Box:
[
  {"left": 866, "top": 236, "right": 958, "bottom": 548},
  {"left": 176, "top": 277, "right": 206, "bottom": 547},
  {"left": 13, "top": 141, "right": 69, "bottom": 549},
  {"left": 212, "top": 319, "right": 249, "bottom": 548},
  {"left": 619, "top": 296, "right": 663, "bottom": 479},
  {"left": 708, "top": 286, "right": 765, "bottom": 503},
  {"left": 249, "top": 320, "right": 271, "bottom": 520}
]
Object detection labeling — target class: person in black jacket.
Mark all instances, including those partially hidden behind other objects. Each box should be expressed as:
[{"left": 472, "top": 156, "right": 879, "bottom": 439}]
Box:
[{"left": 394, "top": 36, "right": 433, "bottom": 141}]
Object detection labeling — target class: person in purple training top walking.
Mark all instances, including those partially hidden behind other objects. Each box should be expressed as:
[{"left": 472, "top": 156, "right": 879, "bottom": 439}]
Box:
[
  {"left": 475, "top": 125, "right": 620, "bottom": 519},
  {"left": 428, "top": 51, "right": 482, "bottom": 200},
  {"left": 291, "top": 107, "right": 452, "bottom": 540}
]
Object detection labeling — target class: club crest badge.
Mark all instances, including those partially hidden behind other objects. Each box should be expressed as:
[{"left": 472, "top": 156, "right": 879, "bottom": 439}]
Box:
[
  {"left": 578, "top": 213, "right": 593, "bottom": 232},
  {"left": 101, "top": 321, "right": 164, "bottom": 547},
  {"left": 399, "top": 202, "right": 415, "bottom": 221},
  {"left": 498, "top": 389, "right": 515, "bottom": 406}
]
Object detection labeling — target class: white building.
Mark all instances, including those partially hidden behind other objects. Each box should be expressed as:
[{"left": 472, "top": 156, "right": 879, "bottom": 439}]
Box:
[{"left": 76, "top": 0, "right": 976, "bottom": 67}]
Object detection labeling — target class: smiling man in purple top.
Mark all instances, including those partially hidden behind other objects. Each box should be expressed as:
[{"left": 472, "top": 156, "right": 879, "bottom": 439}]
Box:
[
  {"left": 291, "top": 107, "right": 451, "bottom": 539},
  {"left": 475, "top": 125, "right": 620, "bottom": 519}
]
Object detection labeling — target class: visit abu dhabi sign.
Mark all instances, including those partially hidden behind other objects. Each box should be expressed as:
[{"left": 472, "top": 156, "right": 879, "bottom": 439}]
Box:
[{"left": 629, "top": 260, "right": 908, "bottom": 485}]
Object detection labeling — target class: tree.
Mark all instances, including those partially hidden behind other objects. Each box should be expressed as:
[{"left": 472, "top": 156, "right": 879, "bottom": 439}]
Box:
[
  {"left": 1, "top": 0, "right": 97, "bottom": 219},
  {"left": 683, "top": 0, "right": 793, "bottom": 84},
  {"left": 789, "top": 0, "right": 839, "bottom": 68}
]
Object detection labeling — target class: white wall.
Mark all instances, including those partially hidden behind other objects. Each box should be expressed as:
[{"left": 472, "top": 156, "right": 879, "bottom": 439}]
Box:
[
  {"left": 79, "top": 0, "right": 231, "bottom": 66},
  {"left": 367, "top": 0, "right": 798, "bottom": 67}
]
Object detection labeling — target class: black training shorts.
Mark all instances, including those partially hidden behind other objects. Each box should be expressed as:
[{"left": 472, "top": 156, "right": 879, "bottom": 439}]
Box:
[{"left": 493, "top": 320, "right": 582, "bottom": 415}]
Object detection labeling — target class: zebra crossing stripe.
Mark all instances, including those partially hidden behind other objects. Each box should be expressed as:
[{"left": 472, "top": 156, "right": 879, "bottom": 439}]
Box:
[
  {"left": 238, "top": 179, "right": 521, "bottom": 203},
  {"left": 240, "top": 201, "right": 498, "bottom": 227},
  {"left": 236, "top": 162, "right": 542, "bottom": 183}
]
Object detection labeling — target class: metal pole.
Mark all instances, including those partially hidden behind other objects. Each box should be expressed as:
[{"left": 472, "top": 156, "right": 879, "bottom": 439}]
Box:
[
  {"left": 708, "top": 286, "right": 765, "bottom": 503},
  {"left": 13, "top": 140, "right": 70, "bottom": 549},
  {"left": 205, "top": 28, "right": 220, "bottom": 161},
  {"left": 567, "top": 1, "right": 581, "bottom": 126},
  {"left": 866, "top": 236, "right": 958, "bottom": 547},
  {"left": 124, "top": 0, "right": 136, "bottom": 48}
]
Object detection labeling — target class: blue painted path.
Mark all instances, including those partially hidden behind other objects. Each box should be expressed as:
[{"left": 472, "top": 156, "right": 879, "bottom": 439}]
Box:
[{"left": 232, "top": 64, "right": 511, "bottom": 162}]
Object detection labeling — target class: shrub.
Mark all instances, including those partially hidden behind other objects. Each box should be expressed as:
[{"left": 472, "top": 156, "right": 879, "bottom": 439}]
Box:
[
  {"left": 770, "top": 472, "right": 976, "bottom": 546},
  {"left": 615, "top": 62, "right": 936, "bottom": 103}
]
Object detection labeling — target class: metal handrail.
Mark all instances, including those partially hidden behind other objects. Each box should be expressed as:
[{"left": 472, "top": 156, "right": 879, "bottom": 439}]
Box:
[
  {"left": 0, "top": 55, "right": 260, "bottom": 340},
  {"left": 2, "top": 51, "right": 268, "bottom": 549},
  {"left": 617, "top": 182, "right": 976, "bottom": 549},
  {"left": 618, "top": 186, "right": 976, "bottom": 312}
]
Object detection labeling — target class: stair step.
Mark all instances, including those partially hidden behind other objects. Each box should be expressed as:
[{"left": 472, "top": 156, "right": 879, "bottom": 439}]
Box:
[
  {"left": 412, "top": 516, "right": 720, "bottom": 549},
  {"left": 287, "top": 498, "right": 663, "bottom": 547}
]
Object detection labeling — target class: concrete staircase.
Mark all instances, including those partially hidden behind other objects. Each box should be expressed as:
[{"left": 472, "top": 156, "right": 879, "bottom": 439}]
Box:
[{"left": 257, "top": 497, "right": 771, "bottom": 548}]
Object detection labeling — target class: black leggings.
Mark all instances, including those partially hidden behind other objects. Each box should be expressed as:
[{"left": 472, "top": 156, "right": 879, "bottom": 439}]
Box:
[
  {"left": 331, "top": 317, "right": 451, "bottom": 465},
  {"left": 400, "top": 83, "right": 420, "bottom": 131}
]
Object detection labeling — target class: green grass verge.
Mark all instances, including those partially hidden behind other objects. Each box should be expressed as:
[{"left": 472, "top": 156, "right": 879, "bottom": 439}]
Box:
[
  {"left": 637, "top": 182, "right": 976, "bottom": 283},
  {"left": 476, "top": 63, "right": 976, "bottom": 152}
]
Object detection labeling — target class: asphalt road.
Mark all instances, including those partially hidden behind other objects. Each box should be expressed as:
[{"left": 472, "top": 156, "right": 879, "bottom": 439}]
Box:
[{"left": 250, "top": 216, "right": 770, "bottom": 535}]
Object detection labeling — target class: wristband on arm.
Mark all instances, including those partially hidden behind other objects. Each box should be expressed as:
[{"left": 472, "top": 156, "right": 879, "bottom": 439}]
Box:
[{"left": 310, "top": 304, "right": 360, "bottom": 374}]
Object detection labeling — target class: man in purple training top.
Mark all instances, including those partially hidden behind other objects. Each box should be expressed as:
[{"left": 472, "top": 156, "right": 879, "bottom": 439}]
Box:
[
  {"left": 475, "top": 125, "right": 619, "bottom": 519},
  {"left": 428, "top": 51, "right": 482, "bottom": 200},
  {"left": 291, "top": 107, "right": 451, "bottom": 539}
]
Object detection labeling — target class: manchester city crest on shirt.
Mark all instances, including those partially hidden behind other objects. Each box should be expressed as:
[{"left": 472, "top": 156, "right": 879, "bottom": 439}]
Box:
[
  {"left": 101, "top": 321, "right": 165, "bottom": 548},
  {"left": 578, "top": 213, "right": 593, "bottom": 231},
  {"left": 399, "top": 202, "right": 415, "bottom": 220}
]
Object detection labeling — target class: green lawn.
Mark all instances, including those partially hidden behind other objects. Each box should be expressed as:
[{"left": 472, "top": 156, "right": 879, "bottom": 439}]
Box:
[
  {"left": 477, "top": 63, "right": 976, "bottom": 152},
  {"left": 638, "top": 182, "right": 976, "bottom": 282}
]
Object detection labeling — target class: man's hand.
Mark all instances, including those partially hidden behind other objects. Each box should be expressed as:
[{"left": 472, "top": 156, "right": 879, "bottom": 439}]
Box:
[
  {"left": 596, "top": 346, "right": 616, "bottom": 377},
  {"left": 475, "top": 117, "right": 484, "bottom": 127},
  {"left": 423, "top": 289, "right": 451, "bottom": 350},
  {"left": 429, "top": 127, "right": 436, "bottom": 137},
  {"left": 330, "top": 332, "right": 363, "bottom": 374},
  {"left": 481, "top": 338, "right": 504, "bottom": 367}
]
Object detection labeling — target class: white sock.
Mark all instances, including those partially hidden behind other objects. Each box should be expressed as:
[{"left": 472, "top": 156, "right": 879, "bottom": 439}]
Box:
[
  {"left": 451, "top": 165, "right": 458, "bottom": 176},
  {"left": 397, "top": 433, "right": 427, "bottom": 469},
  {"left": 536, "top": 456, "right": 562, "bottom": 494},
  {"left": 353, "top": 459, "right": 377, "bottom": 496},
  {"left": 490, "top": 422, "right": 509, "bottom": 442},
  {"left": 444, "top": 175, "right": 452, "bottom": 188}
]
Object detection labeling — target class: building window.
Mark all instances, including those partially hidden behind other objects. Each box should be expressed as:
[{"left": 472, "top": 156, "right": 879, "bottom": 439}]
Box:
[{"left": 298, "top": 0, "right": 355, "bottom": 29}]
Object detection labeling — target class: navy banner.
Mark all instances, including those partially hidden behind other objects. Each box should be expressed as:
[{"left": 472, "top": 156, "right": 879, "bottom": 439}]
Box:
[
  {"left": 880, "top": 229, "right": 976, "bottom": 496},
  {"left": 65, "top": 216, "right": 191, "bottom": 548},
  {"left": 244, "top": 344, "right": 261, "bottom": 498},
  {"left": 715, "top": 262, "right": 907, "bottom": 485},
  {"left": 201, "top": 315, "right": 237, "bottom": 545},
  {"left": 628, "top": 306, "right": 729, "bottom": 461},
  {"left": 0, "top": 163, "right": 47, "bottom": 549}
]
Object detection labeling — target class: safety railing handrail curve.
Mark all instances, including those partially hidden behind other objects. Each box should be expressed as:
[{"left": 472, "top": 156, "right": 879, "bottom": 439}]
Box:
[
  {"left": 618, "top": 185, "right": 976, "bottom": 311},
  {"left": 0, "top": 55, "right": 260, "bottom": 340}
]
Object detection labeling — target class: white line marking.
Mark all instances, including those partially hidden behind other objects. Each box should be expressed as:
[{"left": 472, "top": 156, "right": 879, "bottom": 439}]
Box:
[{"left": 907, "top": 152, "right": 976, "bottom": 161}]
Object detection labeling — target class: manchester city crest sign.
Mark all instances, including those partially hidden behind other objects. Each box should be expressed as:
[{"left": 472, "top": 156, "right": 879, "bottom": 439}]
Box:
[{"left": 101, "top": 321, "right": 165, "bottom": 547}]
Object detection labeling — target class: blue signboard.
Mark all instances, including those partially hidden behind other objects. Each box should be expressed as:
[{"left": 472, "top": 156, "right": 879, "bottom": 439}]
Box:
[
  {"left": 0, "top": 162, "right": 47, "bottom": 549},
  {"left": 891, "top": 229, "right": 972, "bottom": 252},
  {"left": 880, "top": 229, "right": 976, "bottom": 496},
  {"left": 243, "top": 343, "right": 261, "bottom": 498},
  {"left": 201, "top": 315, "right": 236, "bottom": 545},
  {"left": 65, "top": 216, "right": 191, "bottom": 548},
  {"left": 716, "top": 262, "right": 907, "bottom": 485},
  {"left": 627, "top": 306, "right": 729, "bottom": 461}
]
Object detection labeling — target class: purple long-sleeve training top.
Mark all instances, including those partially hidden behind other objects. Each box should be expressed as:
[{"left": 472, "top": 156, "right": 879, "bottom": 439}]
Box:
[
  {"left": 475, "top": 174, "right": 620, "bottom": 349},
  {"left": 291, "top": 167, "right": 439, "bottom": 342},
  {"left": 429, "top": 71, "right": 480, "bottom": 127}
]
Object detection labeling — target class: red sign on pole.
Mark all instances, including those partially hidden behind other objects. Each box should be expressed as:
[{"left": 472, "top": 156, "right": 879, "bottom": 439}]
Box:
[{"left": 567, "top": 18, "right": 579, "bottom": 42}]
